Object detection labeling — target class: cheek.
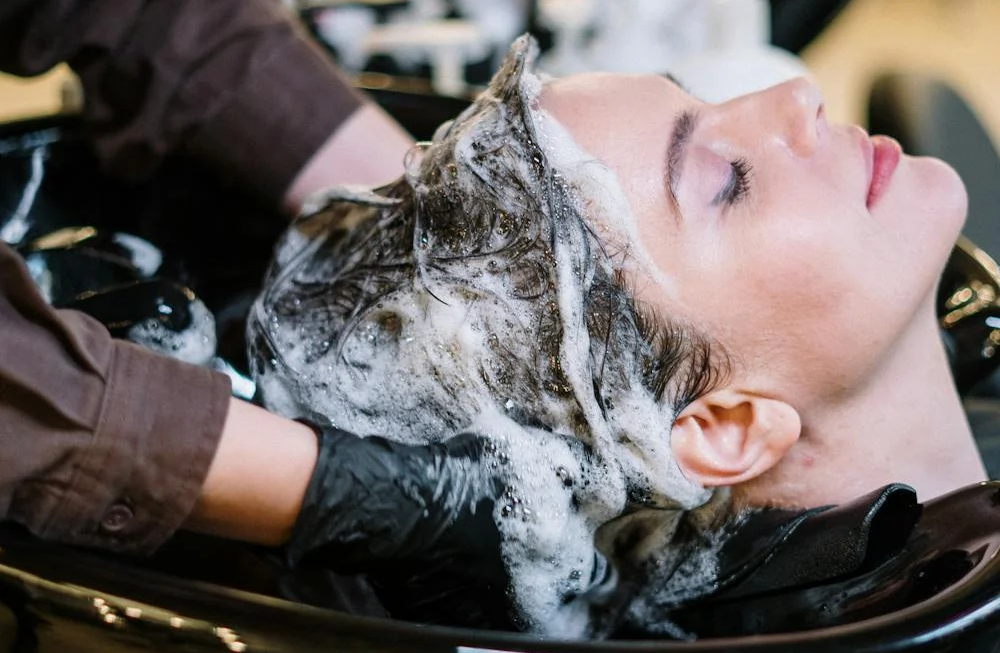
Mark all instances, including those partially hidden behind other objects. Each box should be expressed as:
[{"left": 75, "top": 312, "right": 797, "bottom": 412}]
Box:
[
  {"left": 676, "top": 205, "right": 885, "bottom": 376},
  {"left": 692, "top": 202, "right": 868, "bottom": 316}
]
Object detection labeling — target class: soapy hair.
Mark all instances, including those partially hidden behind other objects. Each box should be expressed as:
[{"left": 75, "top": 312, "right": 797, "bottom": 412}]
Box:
[
  {"left": 250, "top": 39, "right": 728, "bottom": 448},
  {"left": 249, "top": 35, "right": 732, "bottom": 635}
]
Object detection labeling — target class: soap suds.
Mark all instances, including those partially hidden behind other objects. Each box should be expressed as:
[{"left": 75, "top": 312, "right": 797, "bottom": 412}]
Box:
[
  {"left": 249, "top": 35, "right": 727, "bottom": 638},
  {"left": 129, "top": 297, "right": 217, "bottom": 366}
]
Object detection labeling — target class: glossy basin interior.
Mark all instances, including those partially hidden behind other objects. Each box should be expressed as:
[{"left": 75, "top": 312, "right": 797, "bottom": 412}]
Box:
[{"left": 3, "top": 110, "right": 1000, "bottom": 651}]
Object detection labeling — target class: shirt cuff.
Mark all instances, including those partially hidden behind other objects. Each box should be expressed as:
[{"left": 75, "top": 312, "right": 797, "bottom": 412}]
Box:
[{"left": 30, "top": 340, "right": 231, "bottom": 554}]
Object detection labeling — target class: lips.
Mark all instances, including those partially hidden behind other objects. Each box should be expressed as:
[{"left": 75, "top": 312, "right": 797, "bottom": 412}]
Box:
[{"left": 866, "top": 134, "right": 902, "bottom": 209}]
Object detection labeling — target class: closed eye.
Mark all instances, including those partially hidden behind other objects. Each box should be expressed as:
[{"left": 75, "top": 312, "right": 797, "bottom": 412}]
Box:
[{"left": 712, "top": 158, "right": 753, "bottom": 206}]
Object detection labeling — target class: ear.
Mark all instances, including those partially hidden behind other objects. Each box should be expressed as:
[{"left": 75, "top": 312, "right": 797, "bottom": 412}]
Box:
[{"left": 671, "top": 389, "right": 801, "bottom": 487}]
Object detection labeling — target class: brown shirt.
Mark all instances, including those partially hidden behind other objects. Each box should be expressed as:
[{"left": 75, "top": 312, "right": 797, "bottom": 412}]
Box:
[
  {"left": 0, "top": 0, "right": 363, "bottom": 201},
  {"left": 0, "top": 0, "right": 364, "bottom": 551}
]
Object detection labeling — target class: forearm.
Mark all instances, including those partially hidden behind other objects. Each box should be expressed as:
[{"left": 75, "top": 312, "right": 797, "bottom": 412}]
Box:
[
  {"left": 283, "top": 102, "right": 415, "bottom": 213},
  {"left": 186, "top": 399, "right": 319, "bottom": 546}
]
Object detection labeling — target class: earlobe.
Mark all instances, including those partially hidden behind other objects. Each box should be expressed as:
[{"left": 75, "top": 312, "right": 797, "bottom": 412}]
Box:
[{"left": 671, "top": 389, "right": 801, "bottom": 487}]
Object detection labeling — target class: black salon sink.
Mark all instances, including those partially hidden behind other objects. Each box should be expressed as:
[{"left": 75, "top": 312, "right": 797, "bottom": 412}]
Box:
[
  {"left": 1, "top": 482, "right": 1000, "bottom": 652},
  {"left": 3, "top": 91, "right": 1000, "bottom": 652}
]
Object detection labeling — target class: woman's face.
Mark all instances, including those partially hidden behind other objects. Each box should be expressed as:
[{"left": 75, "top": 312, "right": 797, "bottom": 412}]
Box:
[{"left": 540, "top": 74, "right": 967, "bottom": 411}]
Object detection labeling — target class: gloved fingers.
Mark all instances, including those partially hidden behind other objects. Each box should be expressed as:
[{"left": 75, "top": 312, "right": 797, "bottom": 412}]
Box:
[
  {"left": 286, "top": 426, "right": 424, "bottom": 566},
  {"left": 288, "top": 426, "right": 509, "bottom": 572}
]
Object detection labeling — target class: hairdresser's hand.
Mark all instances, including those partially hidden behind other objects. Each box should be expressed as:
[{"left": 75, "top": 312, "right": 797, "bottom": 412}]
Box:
[{"left": 286, "top": 426, "right": 508, "bottom": 588}]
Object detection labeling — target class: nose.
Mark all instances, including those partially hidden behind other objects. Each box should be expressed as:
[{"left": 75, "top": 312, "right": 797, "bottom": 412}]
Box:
[{"left": 727, "top": 77, "right": 825, "bottom": 157}]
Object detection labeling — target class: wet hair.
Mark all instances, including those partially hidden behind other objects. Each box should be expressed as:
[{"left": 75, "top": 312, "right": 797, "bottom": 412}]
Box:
[
  {"left": 249, "top": 38, "right": 729, "bottom": 449},
  {"left": 248, "top": 36, "right": 734, "bottom": 635}
]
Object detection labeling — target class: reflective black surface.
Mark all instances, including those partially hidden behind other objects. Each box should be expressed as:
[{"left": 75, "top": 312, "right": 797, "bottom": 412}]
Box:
[
  {"left": 939, "top": 237, "right": 1000, "bottom": 395},
  {"left": 0, "top": 116, "right": 288, "bottom": 376},
  {"left": 0, "top": 482, "right": 999, "bottom": 652}
]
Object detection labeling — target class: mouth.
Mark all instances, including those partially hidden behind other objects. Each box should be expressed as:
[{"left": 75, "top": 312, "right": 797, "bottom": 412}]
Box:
[{"left": 866, "top": 134, "right": 902, "bottom": 209}]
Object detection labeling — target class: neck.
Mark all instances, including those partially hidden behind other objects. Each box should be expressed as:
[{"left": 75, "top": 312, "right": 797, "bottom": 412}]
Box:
[{"left": 739, "top": 303, "right": 987, "bottom": 510}]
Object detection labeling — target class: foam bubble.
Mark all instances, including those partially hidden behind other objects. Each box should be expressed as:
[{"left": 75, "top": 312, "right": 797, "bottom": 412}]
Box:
[
  {"left": 250, "top": 35, "right": 721, "bottom": 637},
  {"left": 128, "top": 298, "right": 216, "bottom": 366}
]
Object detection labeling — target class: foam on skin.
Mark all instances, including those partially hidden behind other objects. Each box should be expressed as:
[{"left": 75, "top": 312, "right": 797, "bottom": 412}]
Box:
[
  {"left": 531, "top": 102, "right": 682, "bottom": 304},
  {"left": 250, "top": 36, "right": 725, "bottom": 638}
]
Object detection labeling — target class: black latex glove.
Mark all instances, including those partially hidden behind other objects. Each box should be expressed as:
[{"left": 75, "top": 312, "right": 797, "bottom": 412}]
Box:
[
  {"left": 287, "top": 427, "right": 508, "bottom": 592},
  {"left": 285, "top": 426, "right": 628, "bottom": 632}
]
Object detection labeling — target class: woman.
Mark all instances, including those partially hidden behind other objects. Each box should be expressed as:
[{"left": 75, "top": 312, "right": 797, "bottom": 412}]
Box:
[
  {"left": 541, "top": 61, "right": 986, "bottom": 510},
  {"left": 250, "top": 35, "right": 988, "bottom": 636}
]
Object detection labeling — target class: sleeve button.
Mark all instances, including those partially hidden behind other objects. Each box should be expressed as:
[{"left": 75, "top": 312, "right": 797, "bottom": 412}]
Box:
[{"left": 100, "top": 504, "right": 134, "bottom": 533}]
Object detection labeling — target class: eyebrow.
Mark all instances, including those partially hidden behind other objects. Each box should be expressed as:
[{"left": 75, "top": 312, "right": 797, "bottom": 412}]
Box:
[{"left": 665, "top": 109, "right": 699, "bottom": 219}]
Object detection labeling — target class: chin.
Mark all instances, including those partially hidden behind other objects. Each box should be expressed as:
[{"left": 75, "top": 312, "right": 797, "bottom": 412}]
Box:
[
  {"left": 868, "top": 155, "right": 966, "bottom": 321},
  {"left": 906, "top": 155, "right": 968, "bottom": 234}
]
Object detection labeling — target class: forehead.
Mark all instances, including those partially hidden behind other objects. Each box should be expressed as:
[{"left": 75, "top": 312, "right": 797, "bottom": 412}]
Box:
[
  {"left": 538, "top": 73, "right": 680, "bottom": 235},
  {"left": 538, "top": 73, "right": 684, "bottom": 198},
  {"left": 540, "top": 73, "right": 680, "bottom": 135},
  {"left": 534, "top": 72, "right": 696, "bottom": 308}
]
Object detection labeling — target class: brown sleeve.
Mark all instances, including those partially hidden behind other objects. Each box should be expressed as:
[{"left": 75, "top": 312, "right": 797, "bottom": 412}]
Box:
[
  {"left": 0, "top": 0, "right": 364, "bottom": 203},
  {"left": 0, "top": 242, "right": 231, "bottom": 554}
]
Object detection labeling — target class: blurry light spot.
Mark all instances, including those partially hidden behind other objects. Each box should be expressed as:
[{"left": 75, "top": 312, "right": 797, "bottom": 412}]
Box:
[{"left": 948, "top": 287, "right": 973, "bottom": 308}]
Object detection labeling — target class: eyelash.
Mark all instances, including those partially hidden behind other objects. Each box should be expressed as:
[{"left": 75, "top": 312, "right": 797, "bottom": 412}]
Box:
[{"left": 714, "top": 157, "right": 753, "bottom": 206}]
